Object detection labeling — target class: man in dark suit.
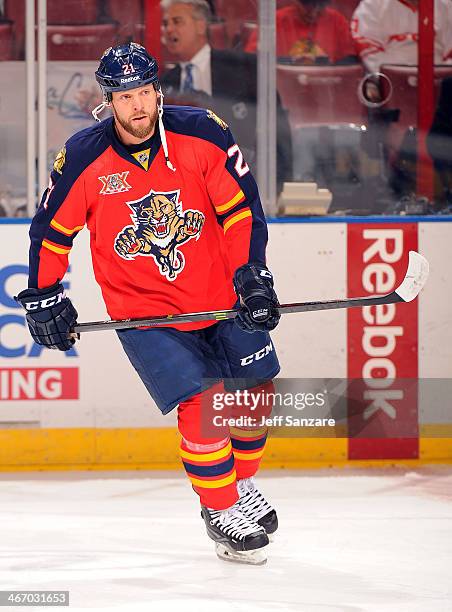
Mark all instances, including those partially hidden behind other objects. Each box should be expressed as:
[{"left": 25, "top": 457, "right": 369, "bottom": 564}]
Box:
[{"left": 160, "top": 0, "right": 293, "bottom": 192}]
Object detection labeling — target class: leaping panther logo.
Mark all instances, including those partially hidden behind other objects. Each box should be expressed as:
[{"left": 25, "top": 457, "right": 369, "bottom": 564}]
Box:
[{"left": 114, "top": 189, "right": 204, "bottom": 281}]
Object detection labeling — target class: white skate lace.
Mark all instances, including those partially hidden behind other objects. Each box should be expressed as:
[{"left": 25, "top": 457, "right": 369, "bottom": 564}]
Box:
[
  {"left": 208, "top": 504, "right": 264, "bottom": 541},
  {"left": 237, "top": 477, "right": 273, "bottom": 522}
]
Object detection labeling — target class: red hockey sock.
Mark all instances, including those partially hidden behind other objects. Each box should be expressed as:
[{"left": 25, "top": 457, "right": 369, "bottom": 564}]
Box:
[
  {"left": 230, "top": 381, "right": 274, "bottom": 479},
  {"left": 177, "top": 388, "right": 239, "bottom": 510},
  {"left": 230, "top": 425, "right": 268, "bottom": 479}
]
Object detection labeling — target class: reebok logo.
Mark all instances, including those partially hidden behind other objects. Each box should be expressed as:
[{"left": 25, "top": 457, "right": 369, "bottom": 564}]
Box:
[
  {"left": 121, "top": 75, "right": 140, "bottom": 83},
  {"left": 347, "top": 223, "right": 419, "bottom": 460}
]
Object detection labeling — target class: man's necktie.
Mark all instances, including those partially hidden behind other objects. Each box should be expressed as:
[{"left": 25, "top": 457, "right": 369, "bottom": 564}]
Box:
[{"left": 182, "top": 63, "right": 194, "bottom": 92}]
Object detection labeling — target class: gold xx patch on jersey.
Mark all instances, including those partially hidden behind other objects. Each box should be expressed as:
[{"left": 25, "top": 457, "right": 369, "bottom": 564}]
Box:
[{"left": 98, "top": 171, "right": 132, "bottom": 195}]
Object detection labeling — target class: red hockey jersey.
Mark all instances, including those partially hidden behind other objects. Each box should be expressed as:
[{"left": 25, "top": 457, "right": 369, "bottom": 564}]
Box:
[
  {"left": 245, "top": 4, "right": 356, "bottom": 64},
  {"left": 28, "top": 106, "right": 268, "bottom": 330}
]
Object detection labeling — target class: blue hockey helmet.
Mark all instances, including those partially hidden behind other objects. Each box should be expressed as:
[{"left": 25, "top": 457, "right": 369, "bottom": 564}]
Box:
[
  {"left": 93, "top": 42, "right": 176, "bottom": 173},
  {"left": 95, "top": 43, "right": 160, "bottom": 101}
]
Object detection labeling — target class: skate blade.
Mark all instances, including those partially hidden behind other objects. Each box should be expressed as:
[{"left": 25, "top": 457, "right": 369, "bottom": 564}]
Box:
[
  {"left": 268, "top": 533, "right": 276, "bottom": 543},
  {"left": 215, "top": 543, "right": 267, "bottom": 566}
]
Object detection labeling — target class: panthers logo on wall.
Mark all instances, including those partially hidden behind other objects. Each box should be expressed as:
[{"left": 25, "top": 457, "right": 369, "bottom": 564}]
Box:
[{"left": 114, "top": 189, "right": 204, "bottom": 281}]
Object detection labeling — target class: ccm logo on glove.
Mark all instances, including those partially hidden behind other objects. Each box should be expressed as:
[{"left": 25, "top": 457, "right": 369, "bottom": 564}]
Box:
[
  {"left": 252, "top": 308, "right": 270, "bottom": 320},
  {"left": 23, "top": 291, "right": 65, "bottom": 311},
  {"left": 259, "top": 270, "right": 273, "bottom": 279},
  {"left": 15, "top": 281, "right": 78, "bottom": 352},
  {"left": 233, "top": 263, "right": 280, "bottom": 333}
]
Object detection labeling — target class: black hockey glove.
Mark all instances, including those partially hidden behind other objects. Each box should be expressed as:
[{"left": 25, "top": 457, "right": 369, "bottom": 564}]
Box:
[
  {"left": 15, "top": 281, "right": 78, "bottom": 351},
  {"left": 233, "top": 263, "right": 280, "bottom": 333}
]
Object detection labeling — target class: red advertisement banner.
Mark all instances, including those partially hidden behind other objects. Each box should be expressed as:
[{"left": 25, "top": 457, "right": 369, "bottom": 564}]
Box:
[
  {"left": 0, "top": 367, "right": 79, "bottom": 401},
  {"left": 347, "top": 224, "right": 419, "bottom": 459}
]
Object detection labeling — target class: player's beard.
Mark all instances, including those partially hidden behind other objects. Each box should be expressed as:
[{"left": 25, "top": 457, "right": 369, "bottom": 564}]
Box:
[{"left": 114, "top": 106, "right": 158, "bottom": 140}]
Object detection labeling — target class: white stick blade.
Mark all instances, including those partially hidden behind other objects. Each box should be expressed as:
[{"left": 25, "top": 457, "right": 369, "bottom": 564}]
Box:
[{"left": 395, "top": 251, "right": 429, "bottom": 302}]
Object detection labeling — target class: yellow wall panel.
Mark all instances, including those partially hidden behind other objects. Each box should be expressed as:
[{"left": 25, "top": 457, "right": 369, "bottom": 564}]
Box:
[{"left": 1, "top": 427, "right": 450, "bottom": 471}]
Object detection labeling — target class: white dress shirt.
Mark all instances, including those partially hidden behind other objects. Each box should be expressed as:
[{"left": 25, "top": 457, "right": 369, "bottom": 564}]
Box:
[{"left": 179, "top": 44, "right": 212, "bottom": 96}]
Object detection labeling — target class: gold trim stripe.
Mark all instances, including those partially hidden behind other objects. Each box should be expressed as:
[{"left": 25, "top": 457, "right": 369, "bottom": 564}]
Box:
[
  {"left": 189, "top": 470, "right": 237, "bottom": 489},
  {"left": 50, "top": 219, "right": 84, "bottom": 236},
  {"left": 233, "top": 448, "right": 265, "bottom": 461},
  {"left": 230, "top": 426, "right": 268, "bottom": 438},
  {"left": 215, "top": 190, "right": 245, "bottom": 214},
  {"left": 180, "top": 442, "right": 232, "bottom": 463},
  {"left": 223, "top": 209, "right": 252, "bottom": 234},
  {"left": 42, "top": 240, "right": 71, "bottom": 255}
]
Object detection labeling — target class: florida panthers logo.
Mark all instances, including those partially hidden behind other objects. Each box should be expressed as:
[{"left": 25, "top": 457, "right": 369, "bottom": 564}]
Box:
[{"left": 114, "top": 189, "right": 204, "bottom": 281}]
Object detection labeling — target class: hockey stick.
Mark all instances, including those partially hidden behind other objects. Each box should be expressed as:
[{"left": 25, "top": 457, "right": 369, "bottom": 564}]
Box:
[{"left": 72, "top": 251, "right": 428, "bottom": 334}]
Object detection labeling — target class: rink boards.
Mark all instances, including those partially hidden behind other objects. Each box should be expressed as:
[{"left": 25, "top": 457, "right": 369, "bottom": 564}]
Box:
[{"left": 0, "top": 218, "right": 451, "bottom": 470}]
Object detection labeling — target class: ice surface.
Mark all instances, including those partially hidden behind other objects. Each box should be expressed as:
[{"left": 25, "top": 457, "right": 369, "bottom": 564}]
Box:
[{"left": 0, "top": 469, "right": 451, "bottom": 612}]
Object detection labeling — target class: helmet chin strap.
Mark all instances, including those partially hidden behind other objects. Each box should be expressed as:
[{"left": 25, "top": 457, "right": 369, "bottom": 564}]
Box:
[
  {"left": 91, "top": 86, "right": 176, "bottom": 172},
  {"left": 157, "top": 88, "right": 176, "bottom": 172},
  {"left": 92, "top": 94, "right": 110, "bottom": 122}
]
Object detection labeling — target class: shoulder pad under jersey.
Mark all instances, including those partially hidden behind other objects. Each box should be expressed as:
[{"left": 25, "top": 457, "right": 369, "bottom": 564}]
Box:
[{"left": 162, "top": 105, "right": 232, "bottom": 153}]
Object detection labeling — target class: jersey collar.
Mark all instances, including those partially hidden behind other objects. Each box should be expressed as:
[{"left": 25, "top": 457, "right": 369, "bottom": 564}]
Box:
[{"left": 106, "top": 116, "right": 162, "bottom": 171}]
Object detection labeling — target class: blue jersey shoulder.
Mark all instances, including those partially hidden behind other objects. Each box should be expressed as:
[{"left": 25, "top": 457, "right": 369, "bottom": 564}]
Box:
[
  {"left": 38, "top": 119, "right": 111, "bottom": 227},
  {"left": 57, "top": 118, "right": 111, "bottom": 180},
  {"left": 29, "top": 120, "right": 112, "bottom": 288},
  {"left": 162, "top": 105, "right": 233, "bottom": 152},
  {"left": 65, "top": 117, "right": 110, "bottom": 150}
]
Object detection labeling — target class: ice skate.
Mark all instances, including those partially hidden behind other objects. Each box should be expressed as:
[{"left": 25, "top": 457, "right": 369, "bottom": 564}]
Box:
[
  {"left": 237, "top": 477, "right": 278, "bottom": 540},
  {"left": 201, "top": 503, "right": 269, "bottom": 565}
]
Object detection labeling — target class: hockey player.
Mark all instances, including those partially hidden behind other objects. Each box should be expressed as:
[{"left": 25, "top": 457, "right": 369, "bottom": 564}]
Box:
[{"left": 16, "top": 43, "right": 281, "bottom": 565}]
